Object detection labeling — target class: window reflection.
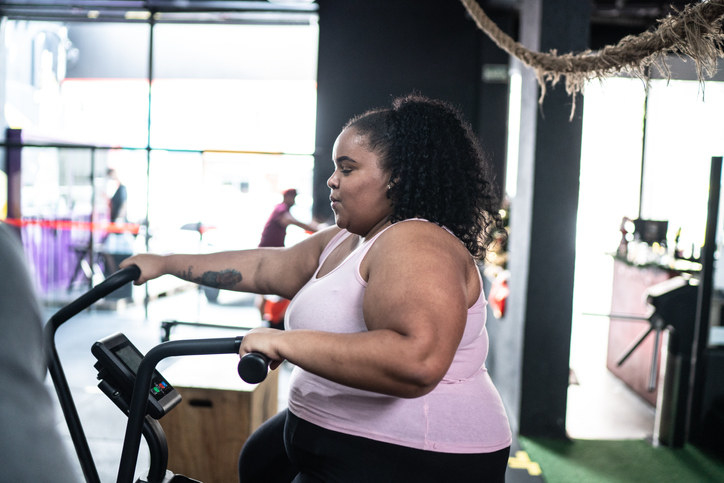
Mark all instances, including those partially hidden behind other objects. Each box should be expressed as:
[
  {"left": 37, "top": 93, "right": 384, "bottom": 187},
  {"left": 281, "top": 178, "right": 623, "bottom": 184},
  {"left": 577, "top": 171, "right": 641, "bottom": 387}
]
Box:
[{"left": 1, "top": 15, "right": 319, "bottom": 306}]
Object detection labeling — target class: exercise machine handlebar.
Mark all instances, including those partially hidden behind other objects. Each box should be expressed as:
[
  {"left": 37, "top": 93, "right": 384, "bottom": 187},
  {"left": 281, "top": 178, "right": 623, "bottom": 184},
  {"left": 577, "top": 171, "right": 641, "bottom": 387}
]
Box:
[
  {"left": 117, "top": 337, "right": 271, "bottom": 483},
  {"left": 45, "top": 265, "right": 272, "bottom": 483},
  {"left": 48, "top": 265, "right": 142, "bottom": 332},
  {"left": 45, "top": 265, "right": 141, "bottom": 483},
  {"left": 238, "top": 352, "right": 271, "bottom": 384}
]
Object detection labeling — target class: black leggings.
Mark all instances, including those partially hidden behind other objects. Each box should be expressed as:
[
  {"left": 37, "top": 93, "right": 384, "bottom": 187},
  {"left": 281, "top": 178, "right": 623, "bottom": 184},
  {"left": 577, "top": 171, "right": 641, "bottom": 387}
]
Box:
[{"left": 239, "top": 410, "right": 509, "bottom": 483}]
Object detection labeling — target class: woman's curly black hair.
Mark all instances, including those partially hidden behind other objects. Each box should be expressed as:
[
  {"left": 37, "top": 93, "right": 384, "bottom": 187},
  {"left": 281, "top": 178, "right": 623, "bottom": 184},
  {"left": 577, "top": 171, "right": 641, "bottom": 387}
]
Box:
[{"left": 344, "top": 93, "right": 505, "bottom": 259}]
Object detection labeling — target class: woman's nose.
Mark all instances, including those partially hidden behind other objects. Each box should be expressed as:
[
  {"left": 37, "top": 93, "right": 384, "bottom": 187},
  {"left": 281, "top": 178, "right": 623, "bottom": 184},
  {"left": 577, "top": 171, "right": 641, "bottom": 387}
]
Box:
[{"left": 327, "top": 172, "right": 338, "bottom": 189}]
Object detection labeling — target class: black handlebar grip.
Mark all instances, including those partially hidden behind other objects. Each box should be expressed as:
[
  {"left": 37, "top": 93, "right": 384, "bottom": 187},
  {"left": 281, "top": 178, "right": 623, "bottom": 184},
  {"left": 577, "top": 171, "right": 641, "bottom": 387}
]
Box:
[{"left": 238, "top": 352, "right": 270, "bottom": 384}]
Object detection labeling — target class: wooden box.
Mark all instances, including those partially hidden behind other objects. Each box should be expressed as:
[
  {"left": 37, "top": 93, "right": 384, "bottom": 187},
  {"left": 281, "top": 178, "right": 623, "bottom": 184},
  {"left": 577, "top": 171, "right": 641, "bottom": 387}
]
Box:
[{"left": 160, "top": 354, "right": 279, "bottom": 483}]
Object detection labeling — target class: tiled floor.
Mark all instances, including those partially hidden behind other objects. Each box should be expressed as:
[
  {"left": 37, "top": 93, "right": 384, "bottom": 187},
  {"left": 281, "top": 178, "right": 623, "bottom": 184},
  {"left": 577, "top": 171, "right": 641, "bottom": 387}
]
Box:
[
  {"left": 567, "top": 313, "right": 656, "bottom": 440},
  {"left": 45, "top": 287, "right": 655, "bottom": 481}
]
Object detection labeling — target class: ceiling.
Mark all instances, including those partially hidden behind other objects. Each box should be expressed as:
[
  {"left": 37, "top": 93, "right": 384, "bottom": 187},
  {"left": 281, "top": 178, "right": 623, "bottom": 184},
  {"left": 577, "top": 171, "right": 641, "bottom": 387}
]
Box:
[
  {"left": 0, "top": 0, "right": 707, "bottom": 46},
  {"left": 589, "top": 0, "right": 697, "bottom": 27},
  {"left": 588, "top": 0, "right": 701, "bottom": 48},
  {"left": 482, "top": 0, "right": 701, "bottom": 49},
  {"left": 0, "top": 1, "right": 318, "bottom": 24},
  {"left": 485, "top": 0, "right": 694, "bottom": 23},
  {"left": 0, "top": 0, "right": 697, "bottom": 21}
]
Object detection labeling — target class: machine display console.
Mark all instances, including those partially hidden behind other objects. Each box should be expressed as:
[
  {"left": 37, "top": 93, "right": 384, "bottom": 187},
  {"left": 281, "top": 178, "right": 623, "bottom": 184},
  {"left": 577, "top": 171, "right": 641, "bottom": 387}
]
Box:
[{"left": 92, "top": 332, "right": 181, "bottom": 419}]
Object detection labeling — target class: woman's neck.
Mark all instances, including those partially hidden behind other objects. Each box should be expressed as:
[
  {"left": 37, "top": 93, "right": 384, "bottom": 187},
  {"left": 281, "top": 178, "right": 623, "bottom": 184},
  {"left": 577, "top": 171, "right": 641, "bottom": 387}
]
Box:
[{"left": 361, "top": 217, "right": 392, "bottom": 243}]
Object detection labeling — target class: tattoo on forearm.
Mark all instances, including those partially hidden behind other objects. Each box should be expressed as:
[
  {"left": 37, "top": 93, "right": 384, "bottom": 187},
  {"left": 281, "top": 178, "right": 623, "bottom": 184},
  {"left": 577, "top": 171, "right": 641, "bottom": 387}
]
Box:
[{"left": 182, "top": 266, "right": 243, "bottom": 289}]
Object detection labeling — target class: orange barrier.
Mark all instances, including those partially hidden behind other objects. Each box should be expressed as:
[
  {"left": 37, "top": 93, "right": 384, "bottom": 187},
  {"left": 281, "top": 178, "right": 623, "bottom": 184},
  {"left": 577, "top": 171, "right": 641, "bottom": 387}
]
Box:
[
  {"left": 263, "top": 298, "right": 290, "bottom": 328},
  {"left": 2, "top": 217, "right": 141, "bottom": 235}
]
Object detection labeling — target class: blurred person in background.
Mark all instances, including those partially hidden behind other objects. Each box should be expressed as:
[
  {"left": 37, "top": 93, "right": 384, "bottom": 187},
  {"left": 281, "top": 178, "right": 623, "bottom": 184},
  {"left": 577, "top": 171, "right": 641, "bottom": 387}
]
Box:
[{"left": 257, "top": 188, "right": 318, "bottom": 328}]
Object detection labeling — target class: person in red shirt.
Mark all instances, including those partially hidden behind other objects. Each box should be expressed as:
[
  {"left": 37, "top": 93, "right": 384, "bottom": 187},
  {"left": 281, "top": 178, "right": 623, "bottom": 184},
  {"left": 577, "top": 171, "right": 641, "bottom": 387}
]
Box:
[
  {"left": 257, "top": 189, "right": 318, "bottom": 327},
  {"left": 258, "top": 189, "right": 316, "bottom": 248}
]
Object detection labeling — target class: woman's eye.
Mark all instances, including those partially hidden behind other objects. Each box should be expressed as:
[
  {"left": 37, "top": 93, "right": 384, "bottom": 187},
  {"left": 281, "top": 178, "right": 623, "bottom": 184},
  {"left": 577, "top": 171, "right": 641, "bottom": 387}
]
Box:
[{"left": 340, "top": 167, "right": 352, "bottom": 174}]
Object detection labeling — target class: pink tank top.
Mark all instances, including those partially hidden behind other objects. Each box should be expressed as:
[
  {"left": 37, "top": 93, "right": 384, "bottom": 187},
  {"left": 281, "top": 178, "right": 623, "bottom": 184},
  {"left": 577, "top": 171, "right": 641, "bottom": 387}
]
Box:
[{"left": 285, "top": 221, "right": 512, "bottom": 453}]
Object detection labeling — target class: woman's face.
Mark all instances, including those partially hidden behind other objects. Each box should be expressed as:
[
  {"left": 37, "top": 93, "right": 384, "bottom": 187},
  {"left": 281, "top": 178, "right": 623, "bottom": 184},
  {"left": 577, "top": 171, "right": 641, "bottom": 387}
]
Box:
[{"left": 328, "top": 127, "right": 393, "bottom": 238}]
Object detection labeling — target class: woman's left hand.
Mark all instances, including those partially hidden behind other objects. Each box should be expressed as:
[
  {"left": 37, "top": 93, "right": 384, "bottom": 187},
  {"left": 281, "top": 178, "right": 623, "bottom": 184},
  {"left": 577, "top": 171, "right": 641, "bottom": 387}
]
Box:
[{"left": 239, "top": 327, "right": 286, "bottom": 370}]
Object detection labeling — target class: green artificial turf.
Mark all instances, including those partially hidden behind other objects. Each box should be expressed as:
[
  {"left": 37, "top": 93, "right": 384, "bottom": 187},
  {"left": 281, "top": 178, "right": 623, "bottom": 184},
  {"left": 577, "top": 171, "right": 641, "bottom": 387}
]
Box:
[{"left": 519, "top": 437, "right": 724, "bottom": 482}]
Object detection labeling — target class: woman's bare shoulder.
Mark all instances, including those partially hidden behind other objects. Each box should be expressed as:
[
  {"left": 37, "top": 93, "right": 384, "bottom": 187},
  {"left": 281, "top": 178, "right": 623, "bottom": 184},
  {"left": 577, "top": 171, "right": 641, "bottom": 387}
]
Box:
[
  {"left": 363, "top": 220, "right": 470, "bottom": 272},
  {"left": 364, "top": 220, "right": 479, "bottom": 304},
  {"left": 379, "top": 220, "right": 465, "bottom": 253}
]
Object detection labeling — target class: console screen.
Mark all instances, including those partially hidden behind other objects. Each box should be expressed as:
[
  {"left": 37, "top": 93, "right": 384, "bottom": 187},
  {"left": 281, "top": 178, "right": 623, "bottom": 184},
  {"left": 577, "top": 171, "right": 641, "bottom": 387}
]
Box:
[{"left": 111, "top": 342, "right": 173, "bottom": 400}]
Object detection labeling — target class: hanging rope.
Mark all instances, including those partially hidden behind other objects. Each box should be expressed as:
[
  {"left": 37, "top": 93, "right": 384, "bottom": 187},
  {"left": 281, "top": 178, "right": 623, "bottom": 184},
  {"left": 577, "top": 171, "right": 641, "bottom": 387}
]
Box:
[{"left": 460, "top": 0, "right": 724, "bottom": 111}]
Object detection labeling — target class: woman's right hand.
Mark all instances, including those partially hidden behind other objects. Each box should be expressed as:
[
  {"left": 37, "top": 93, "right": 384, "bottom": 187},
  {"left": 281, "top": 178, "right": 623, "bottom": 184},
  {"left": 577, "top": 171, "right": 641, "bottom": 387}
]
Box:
[{"left": 119, "top": 254, "right": 167, "bottom": 285}]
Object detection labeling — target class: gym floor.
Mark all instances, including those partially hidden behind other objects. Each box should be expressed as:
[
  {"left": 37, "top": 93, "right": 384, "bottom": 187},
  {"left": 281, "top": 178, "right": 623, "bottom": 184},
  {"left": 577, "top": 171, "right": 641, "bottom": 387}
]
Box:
[{"left": 46, "top": 287, "right": 654, "bottom": 482}]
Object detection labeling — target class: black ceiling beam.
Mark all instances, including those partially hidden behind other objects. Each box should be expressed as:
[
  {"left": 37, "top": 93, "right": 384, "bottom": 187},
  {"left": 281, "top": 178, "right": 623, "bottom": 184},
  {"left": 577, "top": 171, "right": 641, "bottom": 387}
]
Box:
[
  {"left": 0, "top": 0, "right": 317, "bottom": 10},
  {"left": 0, "top": 1, "right": 317, "bottom": 23},
  {"left": 0, "top": 1, "right": 317, "bottom": 17}
]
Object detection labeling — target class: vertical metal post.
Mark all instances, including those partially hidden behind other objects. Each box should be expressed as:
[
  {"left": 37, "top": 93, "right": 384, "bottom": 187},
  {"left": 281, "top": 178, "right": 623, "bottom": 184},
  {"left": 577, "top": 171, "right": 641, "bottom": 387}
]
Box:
[
  {"left": 143, "top": 14, "right": 156, "bottom": 319},
  {"left": 88, "top": 146, "right": 97, "bottom": 290},
  {"left": 687, "top": 155, "right": 722, "bottom": 442},
  {"left": 6, "top": 128, "right": 22, "bottom": 237},
  {"left": 637, "top": 74, "right": 650, "bottom": 218}
]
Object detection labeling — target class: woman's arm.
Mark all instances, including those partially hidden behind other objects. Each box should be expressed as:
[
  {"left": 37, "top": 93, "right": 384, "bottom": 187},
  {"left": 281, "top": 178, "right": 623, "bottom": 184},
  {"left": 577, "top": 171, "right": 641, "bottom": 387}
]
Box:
[
  {"left": 240, "top": 221, "right": 477, "bottom": 398},
  {"left": 120, "top": 225, "right": 340, "bottom": 299},
  {"left": 280, "top": 211, "right": 318, "bottom": 234}
]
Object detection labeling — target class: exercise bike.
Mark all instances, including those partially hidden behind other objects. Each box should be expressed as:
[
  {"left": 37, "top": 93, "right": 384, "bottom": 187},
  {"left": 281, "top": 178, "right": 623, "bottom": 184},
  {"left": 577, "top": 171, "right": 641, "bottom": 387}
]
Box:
[{"left": 45, "top": 266, "right": 270, "bottom": 483}]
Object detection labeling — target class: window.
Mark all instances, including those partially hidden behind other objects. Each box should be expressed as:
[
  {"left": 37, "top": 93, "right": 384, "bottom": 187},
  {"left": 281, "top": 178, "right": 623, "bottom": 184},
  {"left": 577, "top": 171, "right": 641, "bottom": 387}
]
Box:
[{"left": 1, "top": 3, "right": 319, "bottom": 303}]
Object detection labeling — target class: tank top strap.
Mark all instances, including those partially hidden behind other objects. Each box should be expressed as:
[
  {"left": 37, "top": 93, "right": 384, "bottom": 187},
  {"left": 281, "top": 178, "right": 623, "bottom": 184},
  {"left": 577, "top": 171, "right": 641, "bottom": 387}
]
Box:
[
  {"left": 355, "top": 218, "right": 431, "bottom": 259},
  {"left": 316, "top": 229, "right": 355, "bottom": 272}
]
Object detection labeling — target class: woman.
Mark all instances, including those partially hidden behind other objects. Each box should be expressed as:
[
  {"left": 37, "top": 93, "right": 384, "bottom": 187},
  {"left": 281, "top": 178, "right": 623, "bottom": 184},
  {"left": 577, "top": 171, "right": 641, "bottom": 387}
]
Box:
[{"left": 121, "top": 94, "right": 511, "bottom": 482}]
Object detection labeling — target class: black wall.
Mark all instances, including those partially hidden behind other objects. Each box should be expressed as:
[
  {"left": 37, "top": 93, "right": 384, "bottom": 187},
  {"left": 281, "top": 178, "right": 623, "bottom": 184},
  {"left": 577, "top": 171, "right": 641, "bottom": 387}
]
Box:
[
  {"left": 312, "top": 0, "right": 505, "bottom": 221},
  {"left": 506, "top": 0, "right": 589, "bottom": 438}
]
